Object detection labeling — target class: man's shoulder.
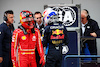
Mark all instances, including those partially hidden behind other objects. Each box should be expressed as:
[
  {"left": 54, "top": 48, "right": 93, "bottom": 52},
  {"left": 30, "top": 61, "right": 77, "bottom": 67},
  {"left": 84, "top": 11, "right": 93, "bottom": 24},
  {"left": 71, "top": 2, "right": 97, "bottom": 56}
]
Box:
[
  {"left": 13, "top": 28, "right": 22, "bottom": 34},
  {"left": 44, "top": 25, "right": 50, "bottom": 29},
  {"left": 88, "top": 19, "right": 99, "bottom": 26},
  {"left": 34, "top": 28, "right": 42, "bottom": 35},
  {"left": 34, "top": 27, "right": 39, "bottom": 30},
  {"left": 0, "top": 23, "right": 8, "bottom": 30},
  {"left": 89, "top": 19, "right": 97, "bottom": 23},
  {"left": 40, "top": 23, "right": 44, "bottom": 27},
  {"left": 34, "top": 28, "right": 40, "bottom": 32},
  {"left": 0, "top": 22, "right": 7, "bottom": 27}
]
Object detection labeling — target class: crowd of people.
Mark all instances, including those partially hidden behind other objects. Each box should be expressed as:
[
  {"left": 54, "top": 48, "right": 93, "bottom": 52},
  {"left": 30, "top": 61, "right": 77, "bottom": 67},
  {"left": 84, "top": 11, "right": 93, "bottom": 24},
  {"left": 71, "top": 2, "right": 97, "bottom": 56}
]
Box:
[{"left": 0, "top": 8, "right": 100, "bottom": 67}]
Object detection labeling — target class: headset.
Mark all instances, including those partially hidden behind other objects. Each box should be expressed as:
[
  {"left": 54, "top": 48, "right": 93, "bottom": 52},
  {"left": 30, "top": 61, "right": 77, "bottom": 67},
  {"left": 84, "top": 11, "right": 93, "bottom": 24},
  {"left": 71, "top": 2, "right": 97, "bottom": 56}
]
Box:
[
  {"left": 83, "top": 9, "right": 90, "bottom": 20},
  {"left": 3, "top": 12, "right": 8, "bottom": 21}
]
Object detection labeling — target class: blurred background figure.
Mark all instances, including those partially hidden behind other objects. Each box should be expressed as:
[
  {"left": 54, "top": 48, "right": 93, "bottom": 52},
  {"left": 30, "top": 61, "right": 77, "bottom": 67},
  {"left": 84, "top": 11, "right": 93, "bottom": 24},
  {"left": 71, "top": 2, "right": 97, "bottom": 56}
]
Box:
[
  {"left": 0, "top": 10, "right": 15, "bottom": 67},
  {"left": 81, "top": 9, "right": 100, "bottom": 61},
  {"left": 34, "top": 11, "right": 44, "bottom": 37},
  {"left": 34, "top": 11, "right": 45, "bottom": 67}
]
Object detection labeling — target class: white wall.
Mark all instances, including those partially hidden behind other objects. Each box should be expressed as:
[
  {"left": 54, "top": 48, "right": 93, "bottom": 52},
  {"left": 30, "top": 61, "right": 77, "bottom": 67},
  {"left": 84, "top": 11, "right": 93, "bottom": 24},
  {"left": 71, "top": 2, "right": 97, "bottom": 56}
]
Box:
[
  {"left": 0, "top": 0, "right": 71, "bottom": 29},
  {"left": 0, "top": 0, "right": 100, "bottom": 28},
  {"left": 0, "top": 0, "right": 100, "bottom": 61}
]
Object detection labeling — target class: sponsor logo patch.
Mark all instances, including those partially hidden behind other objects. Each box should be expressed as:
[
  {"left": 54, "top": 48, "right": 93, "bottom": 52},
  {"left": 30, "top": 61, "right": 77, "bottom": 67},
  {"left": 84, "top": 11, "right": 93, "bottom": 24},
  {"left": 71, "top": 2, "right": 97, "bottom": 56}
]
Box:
[{"left": 21, "top": 36, "right": 26, "bottom": 40}]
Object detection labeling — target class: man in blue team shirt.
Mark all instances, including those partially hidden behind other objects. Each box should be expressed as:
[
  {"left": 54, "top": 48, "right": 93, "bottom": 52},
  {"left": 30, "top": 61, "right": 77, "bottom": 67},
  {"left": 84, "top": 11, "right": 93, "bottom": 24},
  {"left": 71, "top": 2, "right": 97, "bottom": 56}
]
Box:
[{"left": 42, "top": 8, "right": 69, "bottom": 67}]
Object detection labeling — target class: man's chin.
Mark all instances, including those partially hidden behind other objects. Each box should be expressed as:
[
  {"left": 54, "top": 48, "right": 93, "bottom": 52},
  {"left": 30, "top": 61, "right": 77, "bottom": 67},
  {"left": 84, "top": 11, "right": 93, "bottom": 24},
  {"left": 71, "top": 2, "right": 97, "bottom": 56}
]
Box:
[{"left": 29, "top": 26, "right": 34, "bottom": 29}]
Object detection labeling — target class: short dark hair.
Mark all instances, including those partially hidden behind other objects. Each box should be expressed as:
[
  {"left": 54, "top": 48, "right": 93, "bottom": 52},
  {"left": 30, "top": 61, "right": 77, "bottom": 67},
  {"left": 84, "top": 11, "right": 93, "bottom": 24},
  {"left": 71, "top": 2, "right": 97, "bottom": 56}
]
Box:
[
  {"left": 4, "top": 10, "right": 14, "bottom": 16},
  {"left": 34, "top": 11, "right": 42, "bottom": 15}
]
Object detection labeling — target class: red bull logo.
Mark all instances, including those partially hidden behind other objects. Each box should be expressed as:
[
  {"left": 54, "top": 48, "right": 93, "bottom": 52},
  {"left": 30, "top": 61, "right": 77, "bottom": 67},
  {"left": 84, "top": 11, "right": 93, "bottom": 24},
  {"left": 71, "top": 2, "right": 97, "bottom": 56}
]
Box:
[
  {"left": 52, "top": 29, "right": 63, "bottom": 35},
  {"left": 50, "top": 35, "right": 64, "bottom": 39},
  {"left": 51, "top": 29, "right": 64, "bottom": 39}
]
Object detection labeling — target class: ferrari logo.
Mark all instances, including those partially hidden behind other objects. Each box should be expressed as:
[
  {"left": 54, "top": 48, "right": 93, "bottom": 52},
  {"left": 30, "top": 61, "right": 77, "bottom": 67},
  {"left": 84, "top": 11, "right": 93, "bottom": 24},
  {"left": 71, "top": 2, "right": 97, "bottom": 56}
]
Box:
[{"left": 22, "top": 36, "right": 26, "bottom": 40}]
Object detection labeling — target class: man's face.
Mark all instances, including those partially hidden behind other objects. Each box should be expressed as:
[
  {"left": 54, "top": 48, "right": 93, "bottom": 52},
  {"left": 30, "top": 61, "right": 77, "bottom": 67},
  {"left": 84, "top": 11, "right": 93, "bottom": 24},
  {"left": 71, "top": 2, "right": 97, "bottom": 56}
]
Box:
[
  {"left": 81, "top": 12, "right": 88, "bottom": 24},
  {"left": 34, "top": 13, "right": 42, "bottom": 25},
  {"left": 7, "top": 14, "right": 14, "bottom": 24}
]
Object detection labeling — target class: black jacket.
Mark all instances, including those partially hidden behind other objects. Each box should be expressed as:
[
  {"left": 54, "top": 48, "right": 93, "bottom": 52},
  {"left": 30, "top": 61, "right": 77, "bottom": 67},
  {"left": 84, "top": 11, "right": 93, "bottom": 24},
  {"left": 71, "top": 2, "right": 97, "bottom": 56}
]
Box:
[
  {"left": 80, "top": 19, "right": 100, "bottom": 55},
  {"left": 34, "top": 22, "right": 44, "bottom": 36},
  {"left": 0, "top": 22, "right": 14, "bottom": 57},
  {"left": 81, "top": 19, "right": 100, "bottom": 37}
]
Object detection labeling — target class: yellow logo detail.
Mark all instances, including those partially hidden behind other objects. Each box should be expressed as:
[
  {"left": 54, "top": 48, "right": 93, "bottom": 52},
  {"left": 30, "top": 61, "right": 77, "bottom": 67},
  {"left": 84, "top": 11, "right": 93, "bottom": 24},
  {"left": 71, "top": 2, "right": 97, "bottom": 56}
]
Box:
[
  {"left": 52, "top": 40, "right": 63, "bottom": 45},
  {"left": 52, "top": 29, "right": 63, "bottom": 35},
  {"left": 22, "top": 36, "right": 26, "bottom": 40}
]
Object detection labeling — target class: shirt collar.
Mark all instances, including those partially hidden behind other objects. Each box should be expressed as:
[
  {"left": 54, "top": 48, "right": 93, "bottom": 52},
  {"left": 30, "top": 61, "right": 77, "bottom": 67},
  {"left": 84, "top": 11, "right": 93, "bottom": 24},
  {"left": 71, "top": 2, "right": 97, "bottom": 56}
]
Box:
[
  {"left": 82, "top": 21, "right": 88, "bottom": 27},
  {"left": 36, "top": 22, "right": 43, "bottom": 26},
  {"left": 3, "top": 21, "right": 11, "bottom": 26}
]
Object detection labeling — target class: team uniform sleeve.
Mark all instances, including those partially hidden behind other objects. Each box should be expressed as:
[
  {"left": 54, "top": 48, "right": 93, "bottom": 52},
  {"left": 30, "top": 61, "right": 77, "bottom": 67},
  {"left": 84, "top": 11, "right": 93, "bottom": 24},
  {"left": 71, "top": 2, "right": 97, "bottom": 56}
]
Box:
[
  {"left": 36, "top": 29, "right": 45, "bottom": 57},
  {"left": 11, "top": 29, "right": 19, "bottom": 67},
  {"left": 35, "top": 29, "right": 45, "bottom": 66}
]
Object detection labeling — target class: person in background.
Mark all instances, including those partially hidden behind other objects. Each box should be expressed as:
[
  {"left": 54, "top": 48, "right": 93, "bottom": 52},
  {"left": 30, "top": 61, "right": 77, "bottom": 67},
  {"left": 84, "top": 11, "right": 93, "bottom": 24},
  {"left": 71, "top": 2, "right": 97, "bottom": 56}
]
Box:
[
  {"left": 11, "top": 10, "right": 45, "bottom": 67},
  {"left": 0, "top": 10, "right": 15, "bottom": 67},
  {"left": 34, "top": 11, "right": 44, "bottom": 37},
  {"left": 81, "top": 9, "right": 100, "bottom": 61},
  {"left": 34, "top": 11, "right": 45, "bottom": 67}
]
